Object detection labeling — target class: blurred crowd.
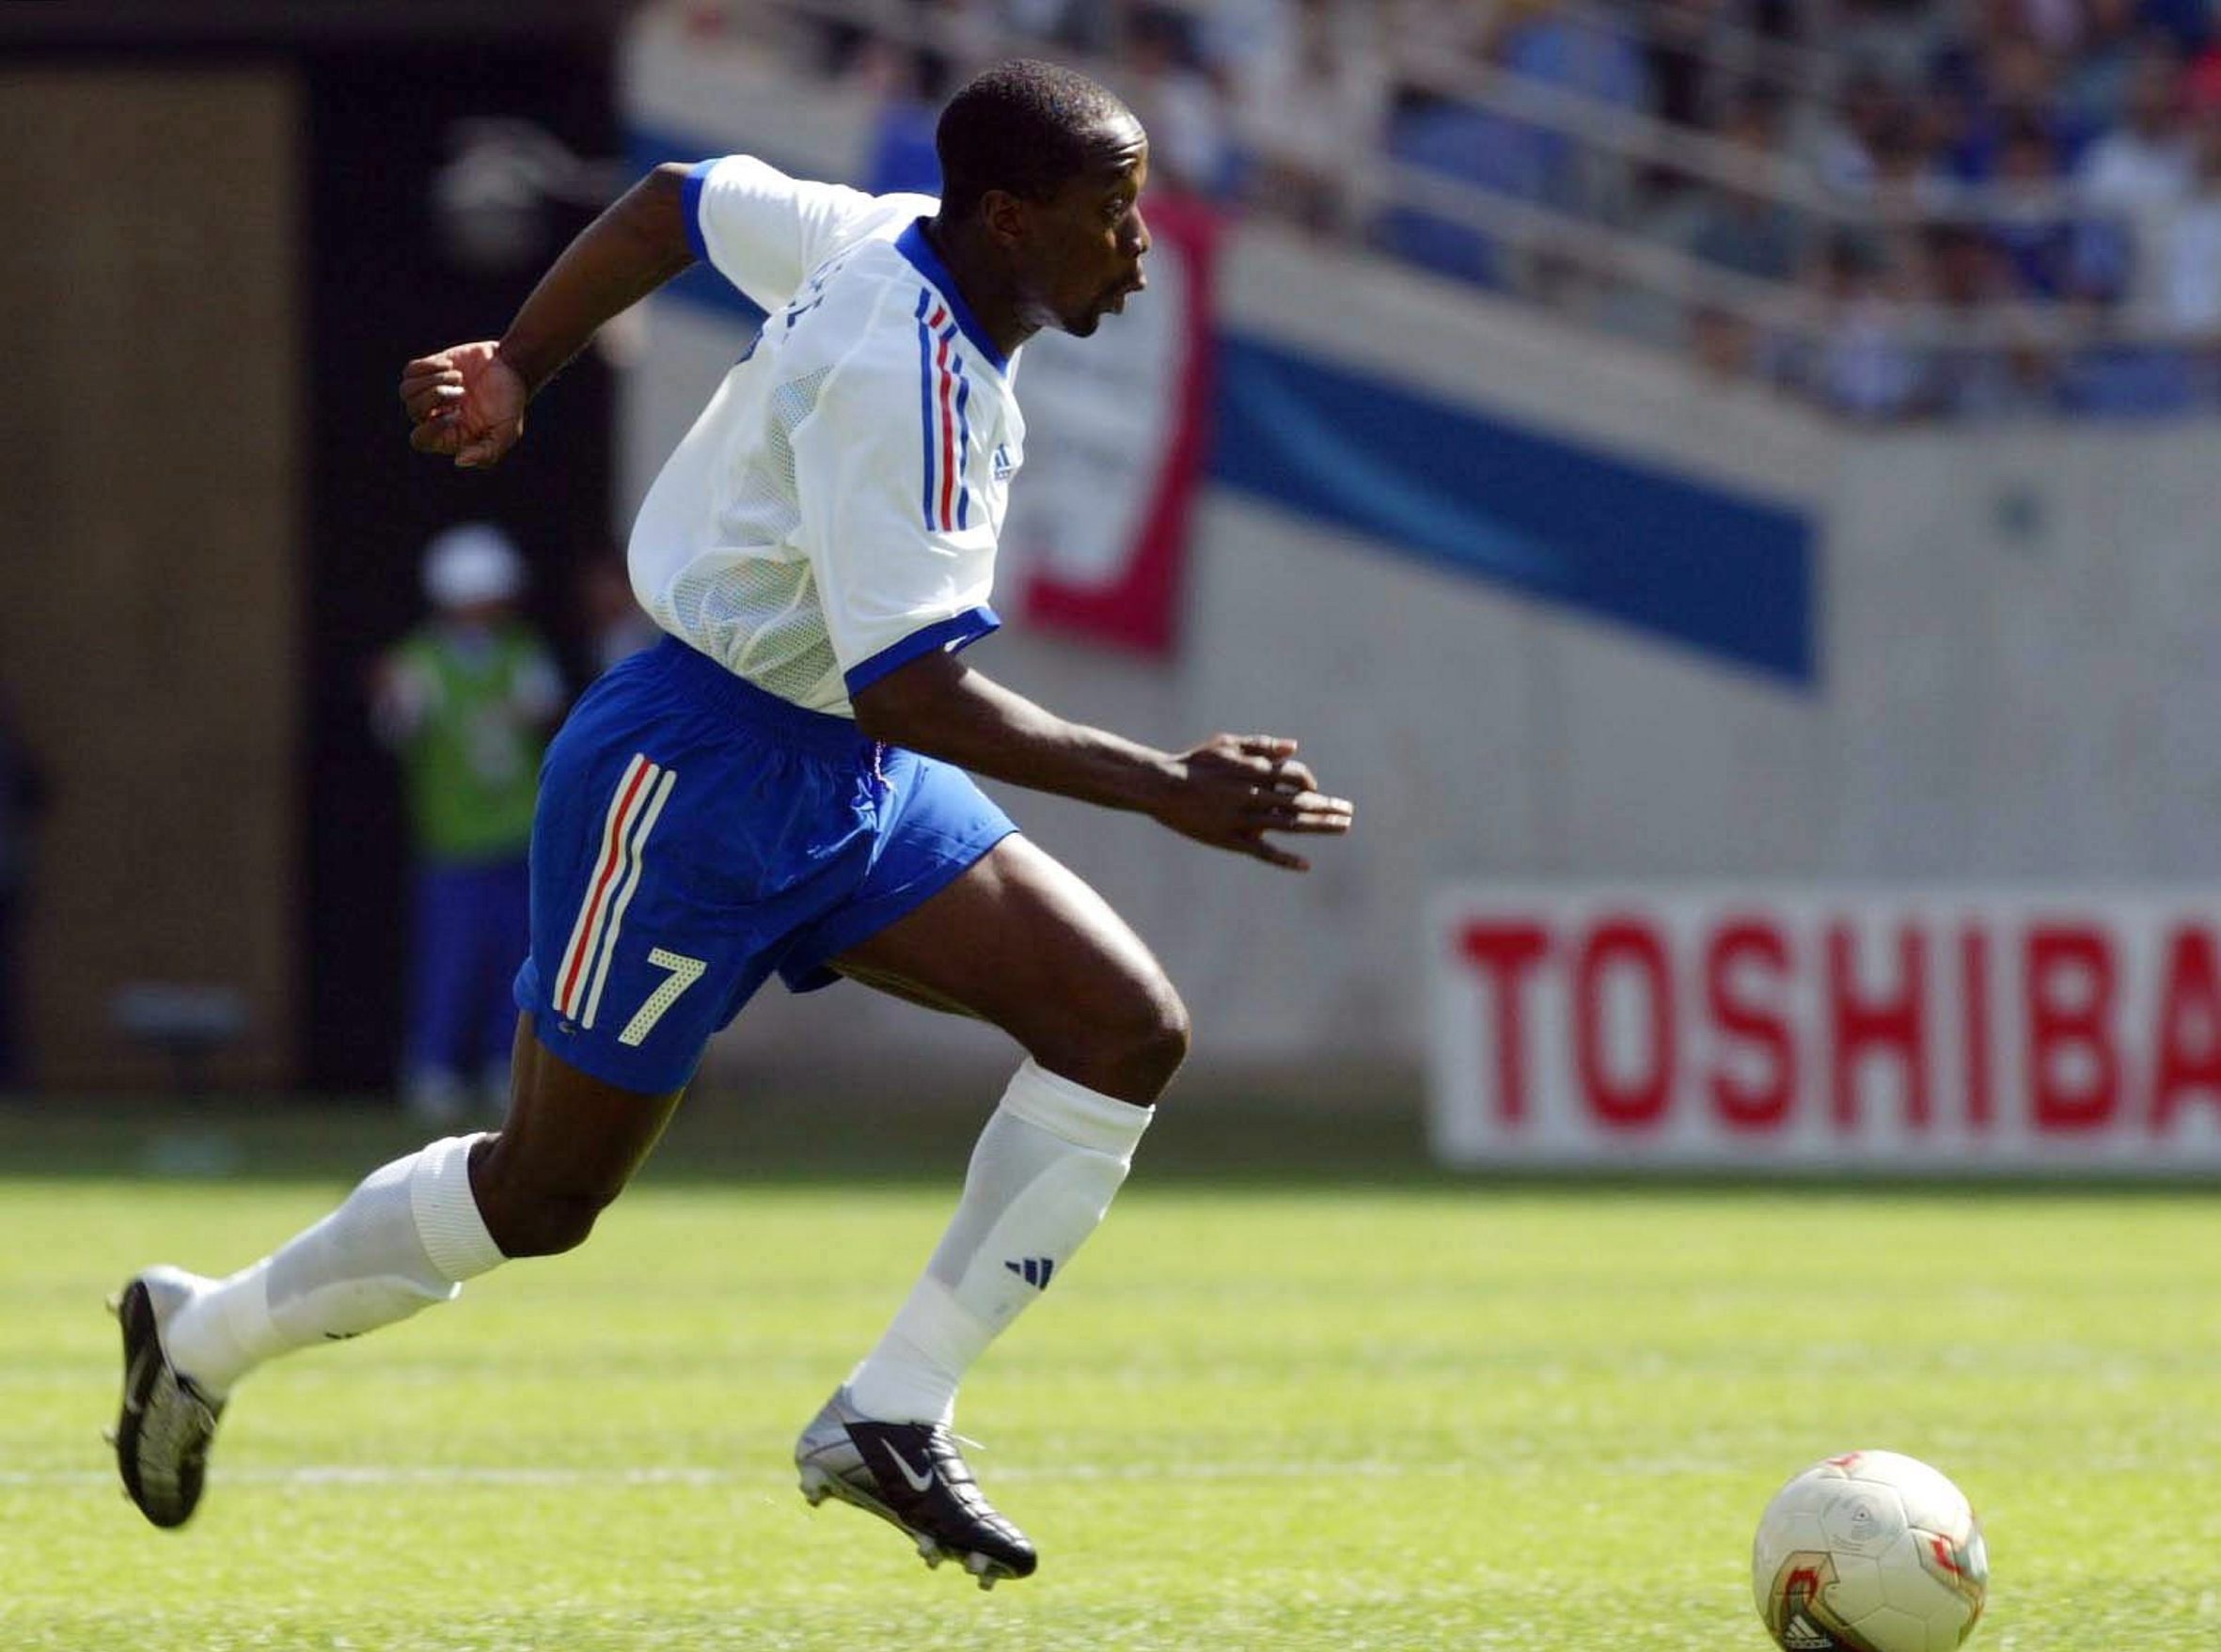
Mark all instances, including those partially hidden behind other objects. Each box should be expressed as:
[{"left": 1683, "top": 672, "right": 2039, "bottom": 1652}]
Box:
[{"left": 699, "top": 0, "right": 2221, "bottom": 422}]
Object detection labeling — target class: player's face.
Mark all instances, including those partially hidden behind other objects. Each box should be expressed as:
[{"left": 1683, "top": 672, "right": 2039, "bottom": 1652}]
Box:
[{"left": 1017, "top": 119, "right": 1152, "bottom": 338}]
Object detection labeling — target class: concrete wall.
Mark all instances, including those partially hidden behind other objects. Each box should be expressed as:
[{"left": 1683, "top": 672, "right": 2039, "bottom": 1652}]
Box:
[
  {"left": 618, "top": 18, "right": 2221, "bottom": 1098},
  {"left": 1825, "top": 430, "right": 2221, "bottom": 879}
]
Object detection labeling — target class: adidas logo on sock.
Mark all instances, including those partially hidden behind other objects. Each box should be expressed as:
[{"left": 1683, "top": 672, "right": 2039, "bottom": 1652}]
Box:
[{"left": 1003, "top": 1257, "right": 1056, "bottom": 1289}]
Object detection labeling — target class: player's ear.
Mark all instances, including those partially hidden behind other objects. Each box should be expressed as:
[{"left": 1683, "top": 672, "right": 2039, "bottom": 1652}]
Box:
[{"left": 978, "top": 189, "right": 1032, "bottom": 251}]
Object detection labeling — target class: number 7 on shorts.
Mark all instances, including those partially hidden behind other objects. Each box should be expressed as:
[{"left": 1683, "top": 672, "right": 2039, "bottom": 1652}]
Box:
[{"left": 620, "top": 949, "right": 707, "bottom": 1047}]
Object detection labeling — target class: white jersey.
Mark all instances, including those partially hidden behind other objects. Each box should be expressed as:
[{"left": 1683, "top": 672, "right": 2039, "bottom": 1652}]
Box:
[{"left": 629, "top": 156, "right": 1027, "bottom": 717}]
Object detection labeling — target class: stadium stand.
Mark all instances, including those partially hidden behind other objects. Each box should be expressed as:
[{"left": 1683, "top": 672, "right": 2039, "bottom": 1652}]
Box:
[{"left": 683, "top": 0, "right": 2221, "bottom": 421}]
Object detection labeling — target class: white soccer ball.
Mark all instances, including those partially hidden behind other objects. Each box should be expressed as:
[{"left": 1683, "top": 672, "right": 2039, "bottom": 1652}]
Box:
[{"left": 1752, "top": 1450, "right": 1989, "bottom": 1652}]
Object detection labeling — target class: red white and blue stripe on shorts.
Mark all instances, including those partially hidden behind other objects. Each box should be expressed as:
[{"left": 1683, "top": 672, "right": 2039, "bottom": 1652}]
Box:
[
  {"left": 915, "top": 290, "right": 973, "bottom": 533},
  {"left": 554, "top": 752, "right": 677, "bottom": 1032}
]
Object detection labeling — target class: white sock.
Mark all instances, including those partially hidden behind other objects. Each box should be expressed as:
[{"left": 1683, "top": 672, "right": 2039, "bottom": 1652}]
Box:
[
  {"left": 846, "top": 1061, "right": 1153, "bottom": 1425},
  {"left": 162, "top": 1133, "right": 507, "bottom": 1398}
]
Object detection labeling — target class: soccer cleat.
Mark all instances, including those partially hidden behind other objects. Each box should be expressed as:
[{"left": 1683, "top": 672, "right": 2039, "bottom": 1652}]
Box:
[
  {"left": 110, "top": 1267, "right": 225, "bottom": 1529},
  {"left": 795, "top": 1386, "right": 1037, "bottom": 1589}
]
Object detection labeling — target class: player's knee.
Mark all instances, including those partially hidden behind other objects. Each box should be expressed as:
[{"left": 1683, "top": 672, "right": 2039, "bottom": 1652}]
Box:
[
  {"left": 470, "top": 1142, "right": 616, "bottom": 1258},
  {"left": 1143, "top": 986, "right": 1192, "bottom": 1080},
  {"left": 481, "top": 1191, "right": 606, "bottom": 1259},
  {"left": 1088, "top": 978, "right": 1190, "bottom": 1101}
]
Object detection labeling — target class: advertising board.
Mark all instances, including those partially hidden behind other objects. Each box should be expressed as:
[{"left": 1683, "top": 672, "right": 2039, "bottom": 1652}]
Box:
[{"left": 1430, "top": 887, "right": 2221, "bottom": 1172}]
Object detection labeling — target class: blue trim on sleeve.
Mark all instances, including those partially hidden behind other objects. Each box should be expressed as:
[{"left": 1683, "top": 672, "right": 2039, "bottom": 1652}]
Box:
[
  {"left": 843, "top": 606, "right": 1002, "bottom": 698},
  {"left": 894, "top": 220, "right": 1009, "bottom": 374},
  {"left": 681, "top": 158, "right": 717, "bottom": 268},
  {"left": 626, "top": 130, "right": 765, "bottom": 321}
]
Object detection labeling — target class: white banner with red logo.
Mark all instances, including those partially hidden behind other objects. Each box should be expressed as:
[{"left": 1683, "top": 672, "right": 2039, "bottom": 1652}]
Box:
[
  {"left": 1003, "top": 192, "right": 1219, "bottom": 657},
  {"left": 1428, "top": 886, "right": 2221, "bottom": 1173}
]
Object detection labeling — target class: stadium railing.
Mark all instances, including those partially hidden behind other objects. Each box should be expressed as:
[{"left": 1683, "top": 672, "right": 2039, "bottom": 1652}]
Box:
[{"left": 698, "top": 0, "right": 2221, "bottom": 413}]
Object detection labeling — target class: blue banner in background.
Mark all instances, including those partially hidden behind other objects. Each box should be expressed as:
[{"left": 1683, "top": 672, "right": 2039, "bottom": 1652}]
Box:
[{"left": 1212, "top": 336, "right": 1817, "bottom": 686}]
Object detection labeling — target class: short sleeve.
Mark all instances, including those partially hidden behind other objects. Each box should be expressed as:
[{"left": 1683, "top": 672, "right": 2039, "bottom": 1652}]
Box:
[
  {"left": 684, "top": 155, "right": 931, "bottom": 314},
  {"left": 788, "top": 332, "right": 1000, "bottom": 699}
]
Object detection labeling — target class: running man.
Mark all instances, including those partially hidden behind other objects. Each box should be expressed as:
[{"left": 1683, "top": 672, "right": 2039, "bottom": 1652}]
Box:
[{"left": 111, "top": 59, "right": 1352, "bottom": 1589}]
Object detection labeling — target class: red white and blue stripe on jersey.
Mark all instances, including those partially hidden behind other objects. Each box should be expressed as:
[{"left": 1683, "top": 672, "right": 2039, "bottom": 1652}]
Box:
[{"left": 915, "top": 290, "right": 974, "bottom": 534}]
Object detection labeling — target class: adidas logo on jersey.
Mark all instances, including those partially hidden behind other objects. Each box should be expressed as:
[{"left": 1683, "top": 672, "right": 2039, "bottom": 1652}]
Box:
[
  {"left": 992, "top": 444, "right": 1015, "bottom": 481},
  {"left": 1003, "top": 1257, "right": 1056, "bottom": 1289}
]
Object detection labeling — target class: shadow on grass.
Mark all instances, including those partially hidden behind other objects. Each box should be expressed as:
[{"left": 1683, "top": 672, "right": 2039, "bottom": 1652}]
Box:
[
  {"left": 0, "top": 1086, "right": 1449, "bottom": 1188},
  {"left": 4, "top": 1090, "right": 2215, "bottom": 1195}
]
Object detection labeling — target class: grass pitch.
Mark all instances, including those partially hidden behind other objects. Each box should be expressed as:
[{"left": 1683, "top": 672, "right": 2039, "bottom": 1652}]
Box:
[{"left": 3, "top": 1113, "right": 2218, "bottom": 1649}]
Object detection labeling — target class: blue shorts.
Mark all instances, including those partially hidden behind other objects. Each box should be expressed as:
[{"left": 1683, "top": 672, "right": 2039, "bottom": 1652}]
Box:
[{"left": 513, "top": 637, "right": 1017, "bottom": 1093}]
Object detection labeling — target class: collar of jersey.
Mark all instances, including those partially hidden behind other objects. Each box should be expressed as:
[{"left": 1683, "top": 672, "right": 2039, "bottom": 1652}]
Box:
[{"left": 895, "top": 219, "right": 1010, "bottom": 376}]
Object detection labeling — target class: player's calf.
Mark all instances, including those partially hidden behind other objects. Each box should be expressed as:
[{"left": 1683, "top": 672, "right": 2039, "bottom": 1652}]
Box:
[{"left": 108, "top": 1132, "right": 510, "bottom": 1532}]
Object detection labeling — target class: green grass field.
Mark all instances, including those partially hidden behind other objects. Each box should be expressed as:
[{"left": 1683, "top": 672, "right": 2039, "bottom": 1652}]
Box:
[{"left": 4, "top": 1109, "right": 2218, "bottom": 1650}]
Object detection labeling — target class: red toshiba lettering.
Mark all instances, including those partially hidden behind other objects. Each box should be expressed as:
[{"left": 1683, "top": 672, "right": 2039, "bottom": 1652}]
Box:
[
  {"left": 1961, "top": 926, "right": 1993, "bottom": 1133},
  {"left": 2151, "top": 925, "right": 2221, "bottom": 1135},
  {"left": 1827, "top": 922, "right": 1930, "bottom": 1133},
  {"left": 2025, "top": 924, "right": 2119, "bottom": 1132},
  {"left": 1459, "top": 922, "right": 1552, "bottom": 1127},
  {"left": 1574, "top": 919, "right": 1674, "bottom": 1131},
  {"left": 1706, "top": 920, "right": 1794, "bottom": 1131}
]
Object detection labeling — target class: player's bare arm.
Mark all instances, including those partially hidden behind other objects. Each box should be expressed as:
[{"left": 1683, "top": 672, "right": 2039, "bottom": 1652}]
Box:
[
  {"left": 400, "top": 163, "right": 697, "bottom": 468},
  {"left": 852, "top": 650, "right": 1354, "bottom": 872}
]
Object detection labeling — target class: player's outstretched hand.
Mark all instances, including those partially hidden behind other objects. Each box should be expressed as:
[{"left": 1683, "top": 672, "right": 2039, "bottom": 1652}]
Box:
[
  {"left": 1156, "top": 734, "right": 1353, "bottom": 872},
  {"left": 401, "top": 341, "right": 528, "bottom": 469}
]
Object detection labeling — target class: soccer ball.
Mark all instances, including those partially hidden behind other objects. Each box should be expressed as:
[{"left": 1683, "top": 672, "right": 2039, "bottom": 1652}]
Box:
[{"left": 1752, "top": 1450, "right": 1988, "bottom": 1652}]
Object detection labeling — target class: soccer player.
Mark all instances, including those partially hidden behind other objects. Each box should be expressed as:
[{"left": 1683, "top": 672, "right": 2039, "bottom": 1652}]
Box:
[{"left": 110, "top": 59, "right": 1352, "bottom": 1588}]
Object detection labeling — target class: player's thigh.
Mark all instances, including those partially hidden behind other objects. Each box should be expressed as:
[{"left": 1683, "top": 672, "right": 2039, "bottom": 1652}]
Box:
[
  {"left": 828, "top": 834, "right": 1189, "bottom": 1097},
  {"left": 519, "top": 669, "right": 814, "bottom": 1095},
  {"left": 493, "top": 684, "right": 787, "bottom": 1246},
  {"left": 472, "top": 1015, "right": 684, "bottom": 1257}
]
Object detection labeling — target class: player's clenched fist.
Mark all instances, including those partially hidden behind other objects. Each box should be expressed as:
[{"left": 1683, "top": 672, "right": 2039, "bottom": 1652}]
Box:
[
  {"left": 1153, "top": 733, "right": 1354, "bottom": 872},
  {"left": 401, "top": 340, "right": 528, "bottom": 469}
]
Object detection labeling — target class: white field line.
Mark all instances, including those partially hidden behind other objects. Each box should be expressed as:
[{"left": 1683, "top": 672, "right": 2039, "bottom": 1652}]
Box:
[{"left": 1, "top": 1458, "right": 1473, "bottom": 1491}]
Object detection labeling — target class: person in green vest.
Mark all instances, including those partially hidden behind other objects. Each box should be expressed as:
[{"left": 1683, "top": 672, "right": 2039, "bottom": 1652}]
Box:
[{"left": 372, "top": 523, "right": 564, "bottom": 1123}]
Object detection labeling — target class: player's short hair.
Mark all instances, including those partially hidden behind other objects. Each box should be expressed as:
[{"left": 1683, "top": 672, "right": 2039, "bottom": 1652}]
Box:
[{"left": 936, "top": 59, "right": 1135, "bottom": 221}]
